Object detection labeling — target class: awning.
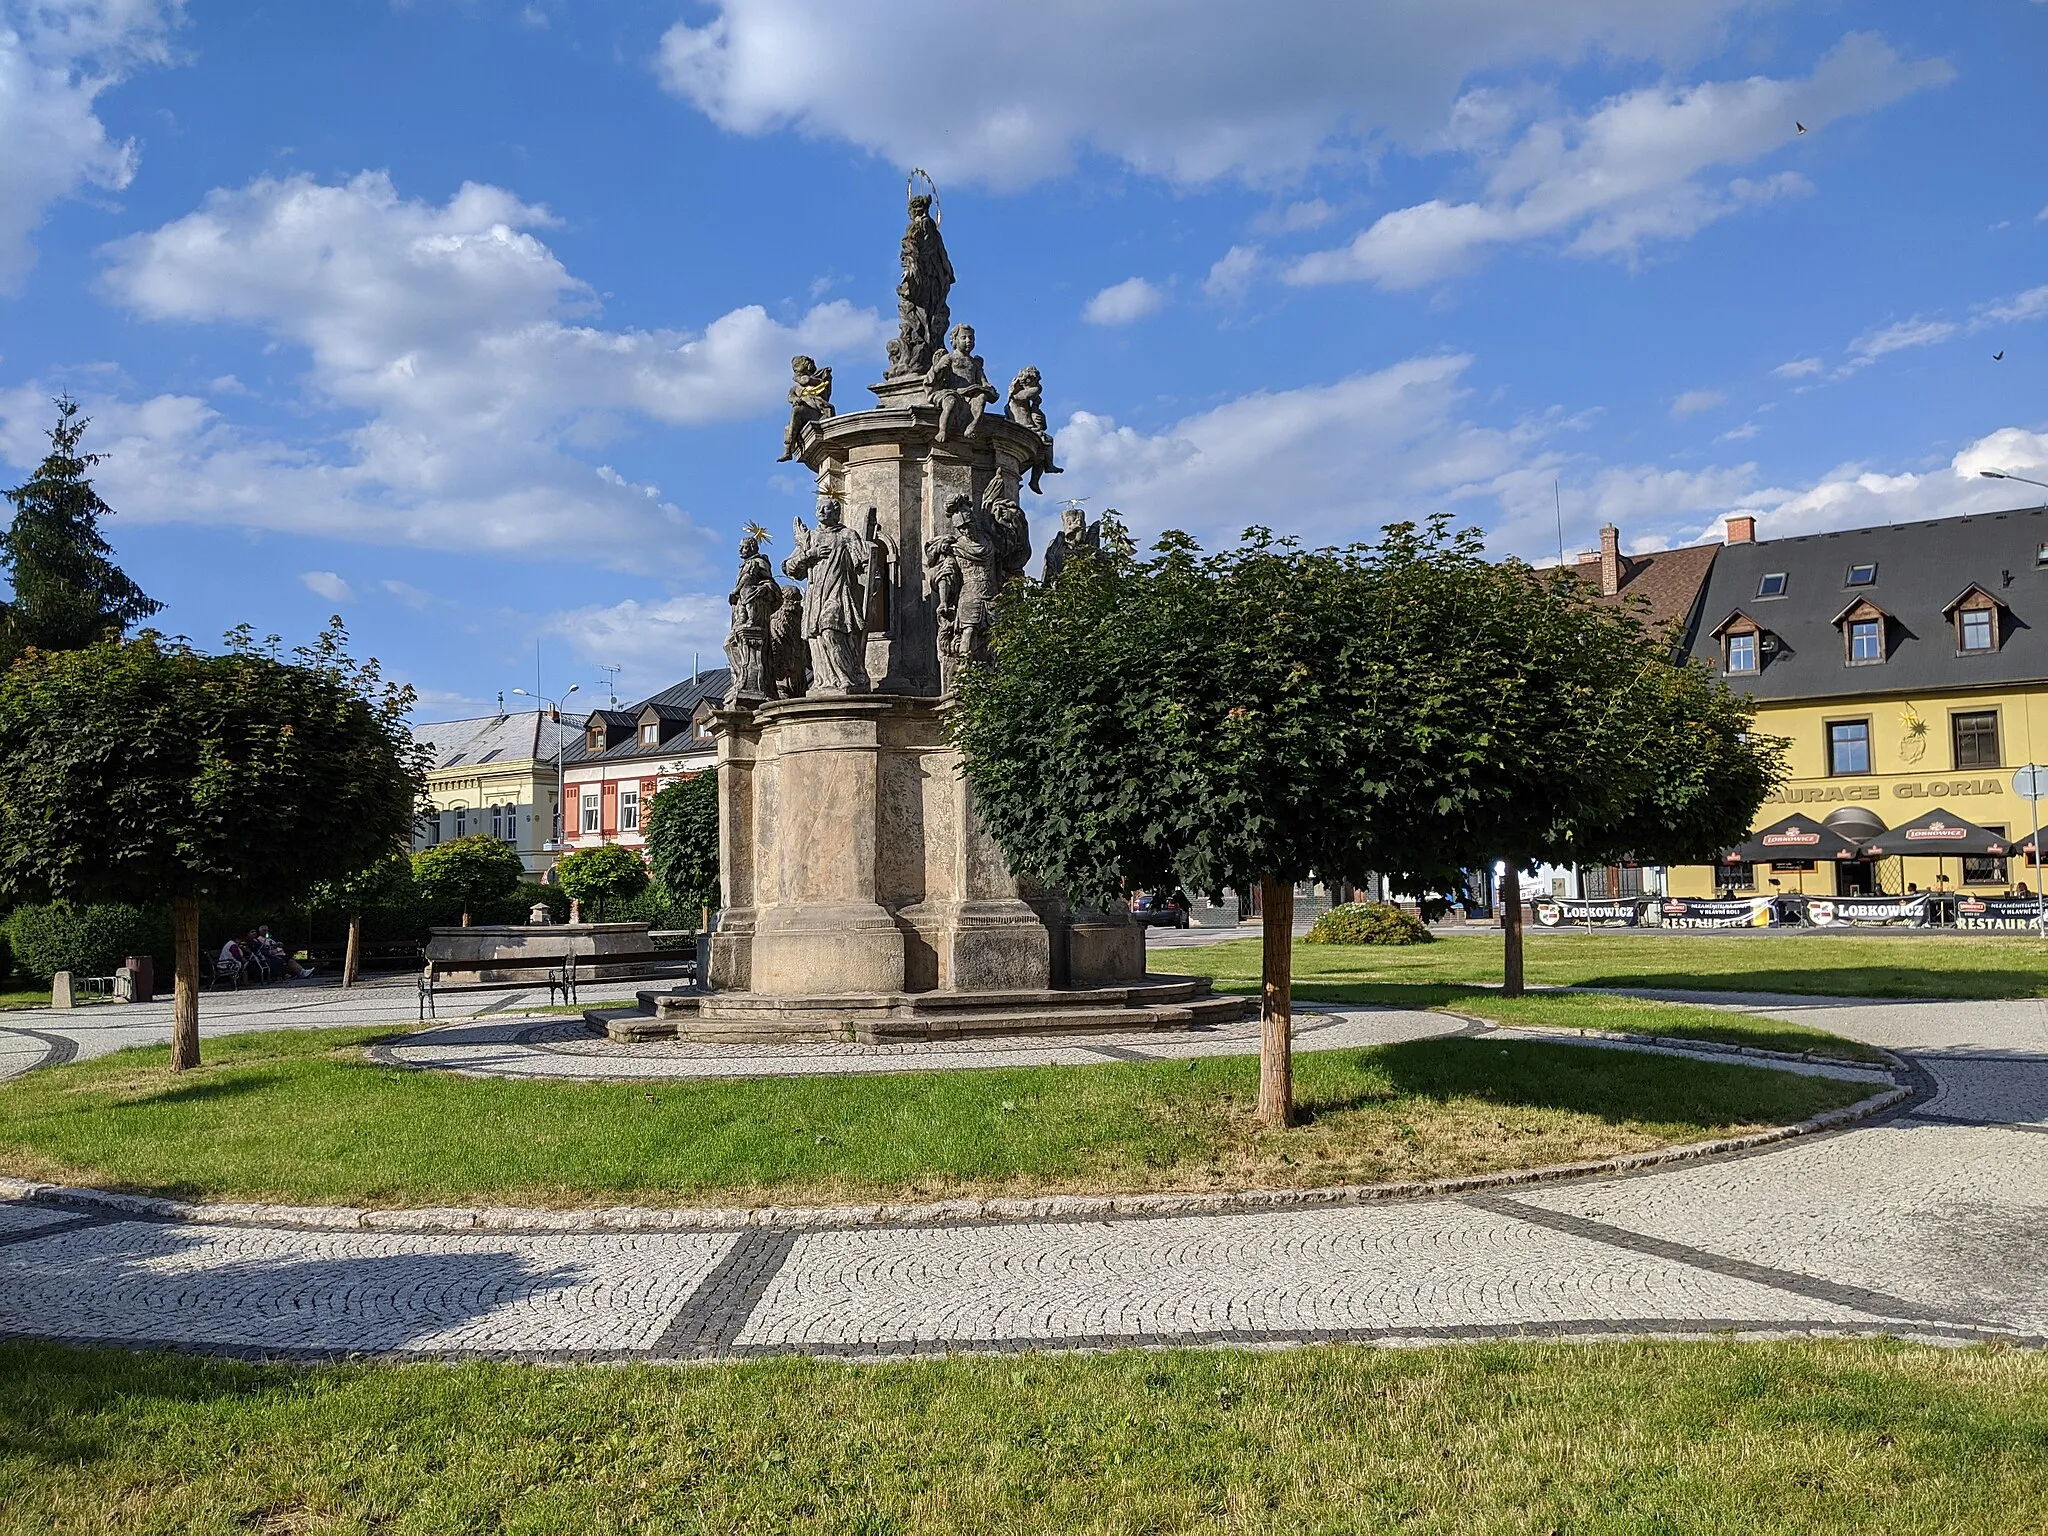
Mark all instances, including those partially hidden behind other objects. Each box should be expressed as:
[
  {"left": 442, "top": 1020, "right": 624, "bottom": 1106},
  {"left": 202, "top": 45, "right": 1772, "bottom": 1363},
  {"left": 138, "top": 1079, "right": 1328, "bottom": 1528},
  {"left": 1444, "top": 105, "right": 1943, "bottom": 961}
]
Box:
[
  {"left": 1719, "top": 813, "right": 1865, "bottom": 865},
  {"left": 1857, "top": 807, "right": 2010, "bottom": 859}
]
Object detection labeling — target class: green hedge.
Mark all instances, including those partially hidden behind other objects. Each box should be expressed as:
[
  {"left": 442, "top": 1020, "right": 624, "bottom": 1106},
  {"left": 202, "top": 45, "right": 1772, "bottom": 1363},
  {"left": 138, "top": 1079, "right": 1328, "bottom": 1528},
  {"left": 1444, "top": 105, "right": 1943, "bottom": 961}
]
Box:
[
  {"left": 1303, "top": 901, "right": 1435, "bottom": 947},
  {"left": 3, "top": 902, "right": 162, "bottom": 981}
]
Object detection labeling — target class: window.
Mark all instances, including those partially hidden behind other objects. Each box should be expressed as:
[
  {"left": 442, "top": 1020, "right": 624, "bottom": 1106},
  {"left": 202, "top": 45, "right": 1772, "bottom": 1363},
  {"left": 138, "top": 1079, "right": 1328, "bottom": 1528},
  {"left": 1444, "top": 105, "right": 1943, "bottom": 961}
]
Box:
[
  {"left": 2037, "top": 543, "right": 2048, "bottom": 569},
  {"left": 1845, "top": 562, "right": 1877, "bottom": 586},
  {"left": 490, "top": 803, "right": 504, "bottom": 841},
  {"left": 1725, "top": 631, "right": 1758, "bottom": 673},
  {"left": 620, "top": 786, "right": 640, "bottom": 832},
  {"left": 477, "top": 748, "right": 502, "bottom": 764},
  {"left": 442, "top": 753, "right": 465, "bottom": 768},
  {"left": 1715, "top": 862, "right": 1755, "bottom": 893},
  {"left": 1953, "top": 711, "right": 2001, "bottom": 769},
  {"left": 453, "top": 807, "right": 468, "bottom": 838},
  {"left": 587, "top": 726, "right": 603, "bottom": 751},
  {"left": 1848, "top": 618, "right": 1883, "bottom": 664},
  {"left": 1964, "top": 825, "right": 2009, "bottom": 887},
  {"left": 580, "top": 792, "right": 600, "bottom": 834},
  {"left": 424, "top": 811, "right": 442, "bottom": 847},
  {"left": 1960, "top": 607, "right": 1995, "bottom": 653},
  {"left": 1827, "top": 720, "right": 1871, "bottom": 776},
  {"left": 640, "top": 722, "right": 660, "bottom": 747},
  {"left": 1757, "top": 572, "right": 1787, "bottom": 598}
]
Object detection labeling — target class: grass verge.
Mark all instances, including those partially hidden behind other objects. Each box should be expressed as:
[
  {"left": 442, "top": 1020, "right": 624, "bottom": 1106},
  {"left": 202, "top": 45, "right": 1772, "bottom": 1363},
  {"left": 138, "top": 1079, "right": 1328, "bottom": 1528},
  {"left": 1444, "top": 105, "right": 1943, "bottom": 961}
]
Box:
[
  {"left": 1174, "top": 929, "right": 2048, "bottom": 1000},
  {"left": 2, "top": 1339, "right": 2044, "bottom": 1534},
  {"left": 0, "top": 1023, "right": 1868, "bottom": 1209}
]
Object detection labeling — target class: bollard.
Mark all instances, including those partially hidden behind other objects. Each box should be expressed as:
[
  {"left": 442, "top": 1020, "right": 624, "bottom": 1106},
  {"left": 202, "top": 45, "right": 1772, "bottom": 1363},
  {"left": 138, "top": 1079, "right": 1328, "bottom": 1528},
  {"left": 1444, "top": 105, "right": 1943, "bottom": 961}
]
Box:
[
  {"left": 51, "top": 970, "right": 74, "bottom": 1009},
  {"left": 124, "top": 954, "right": 155, "bottom": 1003}
]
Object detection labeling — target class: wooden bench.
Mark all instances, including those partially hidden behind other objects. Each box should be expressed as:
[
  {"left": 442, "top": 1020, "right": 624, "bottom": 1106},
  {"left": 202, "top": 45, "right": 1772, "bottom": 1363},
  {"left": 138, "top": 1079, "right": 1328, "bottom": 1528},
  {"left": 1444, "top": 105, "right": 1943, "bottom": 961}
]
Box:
[{"left": 417, "top": 949, "right": 697, "bottom": 1019}]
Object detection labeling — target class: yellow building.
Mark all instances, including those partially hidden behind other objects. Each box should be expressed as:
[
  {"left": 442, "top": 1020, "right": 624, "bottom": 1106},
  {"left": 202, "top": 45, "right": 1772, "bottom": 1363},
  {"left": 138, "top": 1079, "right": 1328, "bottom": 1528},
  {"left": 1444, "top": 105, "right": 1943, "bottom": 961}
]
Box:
[
  {"left": 412, "top": 709, "right": 587, "bottom": 877},
  {"left": 1667, "top": 508, "right": 2048, "bottom": 899}
]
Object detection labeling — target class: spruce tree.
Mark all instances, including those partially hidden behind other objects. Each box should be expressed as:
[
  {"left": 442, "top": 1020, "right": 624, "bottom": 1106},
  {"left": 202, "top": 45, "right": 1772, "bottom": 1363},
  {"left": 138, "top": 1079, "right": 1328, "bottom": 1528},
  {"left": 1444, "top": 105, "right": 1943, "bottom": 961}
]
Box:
[{"left": 0, "top": 396, "right": 161, "bottom": 664}]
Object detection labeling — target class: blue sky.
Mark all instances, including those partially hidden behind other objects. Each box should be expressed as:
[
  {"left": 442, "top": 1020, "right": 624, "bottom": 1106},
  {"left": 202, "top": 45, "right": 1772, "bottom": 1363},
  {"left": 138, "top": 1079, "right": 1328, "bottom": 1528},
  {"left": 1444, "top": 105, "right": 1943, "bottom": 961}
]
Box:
[{"left": 2, "top": 1, "right": 2045, "bottom": 716}]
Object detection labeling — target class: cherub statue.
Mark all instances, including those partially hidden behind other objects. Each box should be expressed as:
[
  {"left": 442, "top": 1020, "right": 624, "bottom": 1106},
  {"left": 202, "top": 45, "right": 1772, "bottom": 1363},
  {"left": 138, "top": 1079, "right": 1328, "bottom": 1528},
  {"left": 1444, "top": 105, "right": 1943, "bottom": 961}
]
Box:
[
  {"left": 923, "top": 323, "right": 998, "bottom": 443},
  {"left": 1006, "top": 365, "right": 1063, "bottom": 494},
  {"left": 778, "top": 355, "right": 834, "bottom": 462}
]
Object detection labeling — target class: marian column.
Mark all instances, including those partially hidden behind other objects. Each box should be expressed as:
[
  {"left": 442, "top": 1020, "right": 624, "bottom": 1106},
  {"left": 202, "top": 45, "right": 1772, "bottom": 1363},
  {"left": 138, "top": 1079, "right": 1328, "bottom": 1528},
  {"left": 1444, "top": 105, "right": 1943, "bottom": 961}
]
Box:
[{"left": 701, "top": 185, "right": 1146, "bottom": 1038}]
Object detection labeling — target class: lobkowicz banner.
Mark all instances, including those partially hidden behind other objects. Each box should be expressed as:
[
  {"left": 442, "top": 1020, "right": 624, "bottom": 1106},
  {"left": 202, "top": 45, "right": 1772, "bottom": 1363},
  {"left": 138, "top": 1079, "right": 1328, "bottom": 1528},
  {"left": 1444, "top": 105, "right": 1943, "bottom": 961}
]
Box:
[
  {"left": 1658, "top": 897, "right": 1774, "bottom": 928},
  {"left": 1805, "top": 895, "right": 1930, "bottom": 926},
  {"left": 1531, "top": 898, "right": 1643, "bottom": 927}
]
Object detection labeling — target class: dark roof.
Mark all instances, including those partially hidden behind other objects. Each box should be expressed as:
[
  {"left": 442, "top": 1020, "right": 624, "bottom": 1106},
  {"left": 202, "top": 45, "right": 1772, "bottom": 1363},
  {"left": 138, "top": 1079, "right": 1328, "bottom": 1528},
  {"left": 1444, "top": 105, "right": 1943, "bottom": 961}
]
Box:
[
  {"left": 1686, "top": 507, "right": 2048, "bottom": 701},
  {"left": 559, "top": 670, "right": 728, "bottom": 765},
  {"left": 1582, "top": 542, "right": 1721, "bottom": 645}
]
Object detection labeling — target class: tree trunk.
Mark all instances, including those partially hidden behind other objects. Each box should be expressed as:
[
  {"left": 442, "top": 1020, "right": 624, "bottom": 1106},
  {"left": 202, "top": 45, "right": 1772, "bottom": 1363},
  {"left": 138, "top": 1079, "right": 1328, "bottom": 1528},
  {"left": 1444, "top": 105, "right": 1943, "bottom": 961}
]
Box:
[
  {"left": 342, "top": 913, "right": 362, "bottom": 989},
  {"left": 171, "top": 894, "right": 201, "bottom": 1072},
  {"left": 1501, "top": 863, "right": 1525, "bottom": 998},
  {"left": 1257, "top": 872, "right": 1295, "bottom": 1128}
]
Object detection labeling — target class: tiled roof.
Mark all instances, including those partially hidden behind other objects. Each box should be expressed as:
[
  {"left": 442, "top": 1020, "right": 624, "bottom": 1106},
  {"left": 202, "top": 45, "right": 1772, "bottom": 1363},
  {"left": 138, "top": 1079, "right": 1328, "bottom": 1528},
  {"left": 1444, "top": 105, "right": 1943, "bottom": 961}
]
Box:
[
  {"left": 1574, "top": 541, "right": 1721, "bottom": 649},
  {"left": 412, "top": 710, "right": 586, "bottom": 771},
  {"left": 1686, "top": 506, "right": 2048, "bottom": 700}
]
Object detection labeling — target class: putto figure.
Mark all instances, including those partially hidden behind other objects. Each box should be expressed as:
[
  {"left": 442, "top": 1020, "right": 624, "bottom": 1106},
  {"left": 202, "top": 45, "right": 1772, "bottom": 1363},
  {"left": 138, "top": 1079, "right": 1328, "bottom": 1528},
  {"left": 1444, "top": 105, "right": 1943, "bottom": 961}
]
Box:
[
  {"left": 723, "top": 525, "right": 779, "bottom": 705},
  {"left": 924, "top": 323, "right": 998, "bottom": 443},
  {"left": 1005, "top": 366, "right": 1063, "bottom": 494},
  {"left": 778, "top": 355, "right": 835, "bottom": 462},
  {"left": 783, "top": 497, "right": 872, "bottom": 695},
  {"left": 1042, "top": 502, "right": 1102, "bottom": 584},
  {"left": 885, "top": 181, "right": 955, "bottom": 380}
]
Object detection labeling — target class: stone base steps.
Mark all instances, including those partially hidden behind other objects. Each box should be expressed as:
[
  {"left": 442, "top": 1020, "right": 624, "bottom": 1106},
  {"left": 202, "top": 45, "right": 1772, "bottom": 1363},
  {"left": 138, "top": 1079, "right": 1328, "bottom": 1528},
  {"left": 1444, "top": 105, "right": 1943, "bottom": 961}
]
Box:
[{"left": 584, "top": 977, "right": 1252, "bottom": 1045}]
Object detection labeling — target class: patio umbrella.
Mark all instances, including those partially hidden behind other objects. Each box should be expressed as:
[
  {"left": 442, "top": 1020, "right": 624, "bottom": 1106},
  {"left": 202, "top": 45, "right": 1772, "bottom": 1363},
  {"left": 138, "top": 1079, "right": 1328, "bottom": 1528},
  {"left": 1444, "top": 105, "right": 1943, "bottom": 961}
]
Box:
[
  {"left": 1718, "top": 813, "right": 1864, "bottom": 866},
  {"left": 1855, "top": 808, "right": 2009, "bottom": 859}
]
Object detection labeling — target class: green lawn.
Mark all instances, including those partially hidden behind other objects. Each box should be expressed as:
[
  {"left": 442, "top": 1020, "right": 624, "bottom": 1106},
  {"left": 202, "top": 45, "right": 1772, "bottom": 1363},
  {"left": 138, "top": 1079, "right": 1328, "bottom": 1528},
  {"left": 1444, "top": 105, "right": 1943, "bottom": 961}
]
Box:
[
  {"left": 0, "top": 1020, "right": 1867, "bottom": 1209},
  {"left": 1176, "top": 929, "right": 2048, "bottom": 1001},
  {"left": 2, "top": 1339, "right": 2044, "bottom": 1534}
]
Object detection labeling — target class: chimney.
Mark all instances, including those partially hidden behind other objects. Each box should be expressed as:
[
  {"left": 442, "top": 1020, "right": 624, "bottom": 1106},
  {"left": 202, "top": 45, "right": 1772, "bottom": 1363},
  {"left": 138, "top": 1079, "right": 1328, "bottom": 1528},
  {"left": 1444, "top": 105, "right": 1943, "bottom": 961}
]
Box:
[
  {"left": 1598, "top": 523, "right": 1621, "bottom": 597},
  {"left": 1727, "top": 514, "right": 1756, "bottom": 545}
]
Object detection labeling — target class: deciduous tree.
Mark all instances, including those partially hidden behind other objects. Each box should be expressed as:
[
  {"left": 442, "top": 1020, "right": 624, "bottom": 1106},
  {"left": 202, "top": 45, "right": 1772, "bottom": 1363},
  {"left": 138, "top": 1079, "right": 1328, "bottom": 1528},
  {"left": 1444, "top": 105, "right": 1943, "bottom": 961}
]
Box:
[
  {"left": 555, "top": 842, "right": 649, "bottom": 921},
  {"left": 412, "top": 835, "right": 525, "bottom": 927},
  {"left": 0, "top": 622, "right": 425, "bottom": 1068},
  {"left": 642, "top": 769, "right": 719, "bottom": 922}
]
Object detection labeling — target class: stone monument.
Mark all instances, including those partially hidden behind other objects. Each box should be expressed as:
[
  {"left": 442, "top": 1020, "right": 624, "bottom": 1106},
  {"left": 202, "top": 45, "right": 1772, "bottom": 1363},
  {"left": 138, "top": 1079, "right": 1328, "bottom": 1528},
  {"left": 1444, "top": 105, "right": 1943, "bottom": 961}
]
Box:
[{"left": 623, "top": 185, "right": 1240, "bottom": 1044}]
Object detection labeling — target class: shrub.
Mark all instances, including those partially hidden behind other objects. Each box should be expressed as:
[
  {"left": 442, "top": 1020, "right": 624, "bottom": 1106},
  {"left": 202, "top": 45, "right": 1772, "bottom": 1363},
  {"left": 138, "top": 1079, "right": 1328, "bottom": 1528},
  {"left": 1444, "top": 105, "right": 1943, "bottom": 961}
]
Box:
[
  {"left": 1303, "top": 901, "right": 1434, "bottom": 946},
  {"left": 606, "top": 883, "right": 699, "bottom": 932},
  {"left": 643, "top": 770, "right": 719, "bottom": 915},
  {"left": 4, "top": 901, "right": 164, "bottom": 980}
]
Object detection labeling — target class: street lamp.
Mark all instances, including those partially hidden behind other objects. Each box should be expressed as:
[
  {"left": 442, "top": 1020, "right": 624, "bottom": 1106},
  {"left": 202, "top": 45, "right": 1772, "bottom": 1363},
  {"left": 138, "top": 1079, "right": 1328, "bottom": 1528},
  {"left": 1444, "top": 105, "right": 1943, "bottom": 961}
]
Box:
[
  {"left": 512, "top": 684, "right": 581, "bottom": 854},
  {"left": 1980, "top": 469, "right": 2048, "bottom": 495}
]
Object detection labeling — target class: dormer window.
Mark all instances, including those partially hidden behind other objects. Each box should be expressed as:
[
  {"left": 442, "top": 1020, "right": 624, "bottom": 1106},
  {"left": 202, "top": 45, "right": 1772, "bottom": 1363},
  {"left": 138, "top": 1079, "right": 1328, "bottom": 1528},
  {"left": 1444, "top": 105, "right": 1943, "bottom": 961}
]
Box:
[
  {"left": 1943, "top": 585, "right": 2005, "bottom": 655},
  {"left": 1846, "top": 562, "right": 1877, "bottom": 587},
  {"left": 640, "top": 722, "right": 660, "bottom": 747},
  {"left": 1830, "top": 597, "right": 1891, "bottom": 666},
  {"left": 586, "top": 726, "right": 603, "bottom": 752},
  {"left": 1757, "top": 572, "right": 1788, "bottom": 598},
  {"left": 1710, "top": 611, "right": 1766, "bottom": 675}
]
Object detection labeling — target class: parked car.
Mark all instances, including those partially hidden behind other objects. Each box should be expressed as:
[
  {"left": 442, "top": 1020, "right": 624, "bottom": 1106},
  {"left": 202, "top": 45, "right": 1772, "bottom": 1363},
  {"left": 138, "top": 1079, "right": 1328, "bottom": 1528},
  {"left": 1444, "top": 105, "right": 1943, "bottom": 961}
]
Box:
[{"left": 1131, "top": 890, "right": 1191, "bottom": 928}]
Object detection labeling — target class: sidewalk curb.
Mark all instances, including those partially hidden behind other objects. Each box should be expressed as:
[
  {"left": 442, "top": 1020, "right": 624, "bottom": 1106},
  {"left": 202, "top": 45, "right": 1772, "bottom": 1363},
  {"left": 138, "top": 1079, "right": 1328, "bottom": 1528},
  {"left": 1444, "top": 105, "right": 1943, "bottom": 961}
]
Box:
[{"left": 0, "top": 1071, "right": 1914, "bottom": 1237}]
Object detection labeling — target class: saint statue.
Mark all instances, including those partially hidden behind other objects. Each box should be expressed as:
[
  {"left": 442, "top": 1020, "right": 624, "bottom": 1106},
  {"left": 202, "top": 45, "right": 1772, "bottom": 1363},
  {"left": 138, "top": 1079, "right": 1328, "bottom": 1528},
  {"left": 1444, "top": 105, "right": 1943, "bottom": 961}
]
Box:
[
  {"left": 778, "top": 355, "right": 834, "bottom": 462},
  {"left": 723, "top": 526, "right": 778, "bottom": 705},
  {"left": 924, "top": 323, "right": 998, "bottom": 443},
  {"left": 769, "top": 585, "right": 808, "bottom": 700},
  {"left": 1042, "top": 503, "right": 1102, "bottom": 584},
  {"left": 923, "top": 492, "right": 993, "bottom": 690},
  {"left": 783, "top": 498, "right": 872, "bottom": 695},
  {"left": 885, "top": 187, "right": 955, "bottom": 380},
  {"left": 1005, "top": 366, "right": 1063, "bottom": 494}
]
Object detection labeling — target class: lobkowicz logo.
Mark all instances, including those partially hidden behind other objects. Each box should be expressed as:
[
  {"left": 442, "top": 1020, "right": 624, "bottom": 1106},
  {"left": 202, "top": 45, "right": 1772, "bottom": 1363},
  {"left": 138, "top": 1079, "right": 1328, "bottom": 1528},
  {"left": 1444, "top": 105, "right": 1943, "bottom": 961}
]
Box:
[
  {"left": 1904, "top": 821, "right": 1969, "bottom": 842},
  {"left": 1761, "top": 831, "right": 1820, "bottom": 846}
]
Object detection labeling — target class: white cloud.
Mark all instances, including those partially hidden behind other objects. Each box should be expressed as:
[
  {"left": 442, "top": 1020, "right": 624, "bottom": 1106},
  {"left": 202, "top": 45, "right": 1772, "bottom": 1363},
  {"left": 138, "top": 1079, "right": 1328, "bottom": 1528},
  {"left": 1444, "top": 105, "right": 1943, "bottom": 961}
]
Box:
[
  {"left": 1286, "top": 34, "right": 1947, "bottom": 289},
  {"left": 299, "top": 570, "right": 355, "bottom": 603},
  {"left": 1717, "top": 420, "right": 1761, "bottom": 442},
  {"left": 0, "top": 0, "right": 182, "bottom": 292},
  {"left": 656, "top": 0, "right": 1766, "bottom": 189},
  {"left": 1983, "top": 285, "right": 2048, "bottom": 325},
  {"left": 1671, "top": 388, "right": 1725, "bottom": 418},
  {"left": 542, "top": 591, "right": 730, "bottom": 699},
  {"left": 1082, "top": 275, "right": 1166, "bottom": 326},
  {"left": 381, "top": 579, "right": 435, "bottom": 611},
  {"left": 1772, "top": 357, "right": 1824, "bottom": 379},
  {"left": 1845, "top": 315, "right": 1956, "bottom": 366},
  {"left": 39, "top": 171, "right": 887, "bottom": 566},
  {"left": 1203, "top": 244, "right": 1263, "bottom": 301}
]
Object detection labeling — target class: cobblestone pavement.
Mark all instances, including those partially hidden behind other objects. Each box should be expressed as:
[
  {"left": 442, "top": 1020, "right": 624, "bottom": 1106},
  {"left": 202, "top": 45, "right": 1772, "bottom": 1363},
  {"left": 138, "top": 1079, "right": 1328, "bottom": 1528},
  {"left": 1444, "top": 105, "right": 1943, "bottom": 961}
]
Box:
[{"left": 0, "top": 991, "right": 2040, "bottom": 1361}]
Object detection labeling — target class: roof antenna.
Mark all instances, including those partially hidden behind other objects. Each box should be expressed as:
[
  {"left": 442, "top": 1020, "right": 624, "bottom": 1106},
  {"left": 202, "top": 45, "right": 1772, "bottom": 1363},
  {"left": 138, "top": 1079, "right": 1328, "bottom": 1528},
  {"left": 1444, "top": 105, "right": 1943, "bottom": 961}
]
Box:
[
  {"left": 600, "top": 664, "right": 621, "bottom": 708},
  {"left": 495, "top": 690, "right": 505, "bottom": 718},
  {"left": 1555, "top": 479, "right": 1565, "bottom": 569}
]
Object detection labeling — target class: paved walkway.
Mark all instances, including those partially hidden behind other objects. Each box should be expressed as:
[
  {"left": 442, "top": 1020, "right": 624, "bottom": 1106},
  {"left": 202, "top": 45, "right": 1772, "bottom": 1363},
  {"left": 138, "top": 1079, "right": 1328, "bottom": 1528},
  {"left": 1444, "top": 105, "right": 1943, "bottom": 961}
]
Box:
[{"left": 0, "top": 992, "right": 2041, "bottom": 1361}]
